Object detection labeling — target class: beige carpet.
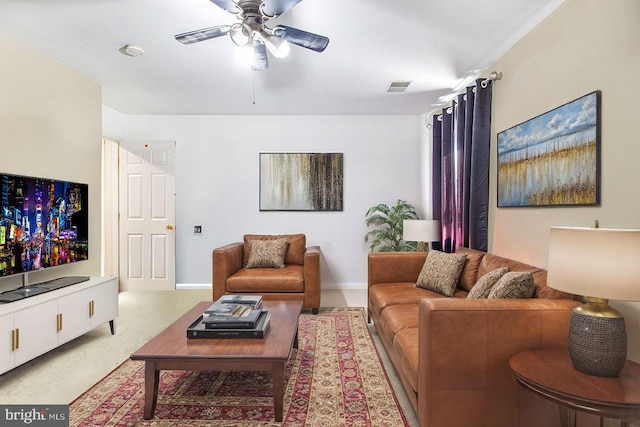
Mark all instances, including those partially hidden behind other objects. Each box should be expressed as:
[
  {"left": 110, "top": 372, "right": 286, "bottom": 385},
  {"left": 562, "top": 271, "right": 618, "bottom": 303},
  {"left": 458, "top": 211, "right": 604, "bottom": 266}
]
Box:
[{"left": 0, "top": 289, "right": 418, "bottom": 426}]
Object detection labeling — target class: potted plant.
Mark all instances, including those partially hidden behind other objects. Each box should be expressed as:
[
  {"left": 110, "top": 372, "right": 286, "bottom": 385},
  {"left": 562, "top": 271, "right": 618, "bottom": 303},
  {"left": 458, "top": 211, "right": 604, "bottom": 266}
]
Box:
[{"left": 364, "top": 199, "right": 419, "bottom": 252}]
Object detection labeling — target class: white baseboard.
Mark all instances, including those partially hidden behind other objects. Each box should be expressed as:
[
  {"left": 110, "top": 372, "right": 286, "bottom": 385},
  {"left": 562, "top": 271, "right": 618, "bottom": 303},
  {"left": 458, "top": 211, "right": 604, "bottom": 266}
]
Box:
[
  {"left": 318, "top": 283, "right": 367, "bottom": 290},
  {"left": 175, "top": 283, "right": 367, "bottom": 291},
  {"left": 176, "top": 283, "right": 211, "bottom": 290}
]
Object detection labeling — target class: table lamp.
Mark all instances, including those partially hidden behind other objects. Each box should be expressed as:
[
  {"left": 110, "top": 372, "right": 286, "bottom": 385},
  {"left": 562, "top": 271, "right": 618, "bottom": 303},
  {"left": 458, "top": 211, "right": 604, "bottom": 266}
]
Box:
[
  {"left": 547, "top": 226, "right": 640, "bottom": 377},
  {"left": 402, "top": 220, "right": 440, "bottom": 251}
]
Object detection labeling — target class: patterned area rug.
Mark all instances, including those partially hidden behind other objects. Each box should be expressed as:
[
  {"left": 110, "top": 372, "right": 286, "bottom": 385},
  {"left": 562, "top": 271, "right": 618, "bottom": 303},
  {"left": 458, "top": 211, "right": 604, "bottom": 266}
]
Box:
[{"left": 69, "top": 307, "right": 408, "bottom": 426}]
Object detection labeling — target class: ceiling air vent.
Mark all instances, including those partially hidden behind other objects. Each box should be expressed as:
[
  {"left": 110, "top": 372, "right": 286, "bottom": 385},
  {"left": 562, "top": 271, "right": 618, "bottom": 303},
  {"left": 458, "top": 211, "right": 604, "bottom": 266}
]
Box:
[{"left": 387, "top": 81, "right": 411, "bottom": 93}]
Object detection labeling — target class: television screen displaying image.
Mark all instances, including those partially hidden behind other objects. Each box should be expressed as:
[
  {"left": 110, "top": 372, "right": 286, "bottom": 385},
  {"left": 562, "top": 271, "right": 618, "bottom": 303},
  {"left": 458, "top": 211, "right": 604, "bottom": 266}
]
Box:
[{"left": 0, "top": 172, "right": 88, "bottom": 278}]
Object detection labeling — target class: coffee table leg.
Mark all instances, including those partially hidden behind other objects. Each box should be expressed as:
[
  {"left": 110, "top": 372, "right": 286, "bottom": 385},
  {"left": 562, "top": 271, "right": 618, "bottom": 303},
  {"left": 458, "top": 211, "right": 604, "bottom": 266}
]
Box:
[
  {"left": 272, "top": 361, "right": 285, "bottom": 422},
  {"left": 143, "top": 361, "right": 160, "bottom": 420}
]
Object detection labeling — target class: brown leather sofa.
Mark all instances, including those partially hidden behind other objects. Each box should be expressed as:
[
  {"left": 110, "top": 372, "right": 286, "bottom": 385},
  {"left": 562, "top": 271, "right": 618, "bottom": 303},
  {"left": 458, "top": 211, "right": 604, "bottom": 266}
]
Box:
[
  {"left": 212, "top": 233, "right": 320, "bottom": 313},
  {"left": 368, "top": 247, "right": 581, "bottom": 427}
]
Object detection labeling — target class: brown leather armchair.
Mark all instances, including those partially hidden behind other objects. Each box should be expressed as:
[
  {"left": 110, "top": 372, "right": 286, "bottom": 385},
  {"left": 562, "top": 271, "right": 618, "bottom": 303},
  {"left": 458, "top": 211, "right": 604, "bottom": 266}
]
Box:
[{"left": 212, "top": 234, "right": 321, "bottom": 313}]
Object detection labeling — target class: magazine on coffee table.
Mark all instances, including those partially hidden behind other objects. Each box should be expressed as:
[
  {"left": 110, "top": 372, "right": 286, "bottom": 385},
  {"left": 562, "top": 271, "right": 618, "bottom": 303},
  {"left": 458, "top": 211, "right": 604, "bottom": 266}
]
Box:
[
  {"left": 187, "top": 311, "right": 270, "bottom": 339},
  {"left": 202, "top": 307, "right": 263, "bottom": 329},
  {"left": 219, "top": 295, "right": 263, "bottom": 309}
]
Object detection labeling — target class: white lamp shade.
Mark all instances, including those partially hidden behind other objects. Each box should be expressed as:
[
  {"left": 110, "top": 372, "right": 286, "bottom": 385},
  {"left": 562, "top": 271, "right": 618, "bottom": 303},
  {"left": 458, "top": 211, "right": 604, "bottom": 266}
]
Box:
[
  {"left": 402, "top": 220, "right": 440, "bottom": 242},
  {"left": 547, "top": 226, "right": 640, "bottom": 301}
]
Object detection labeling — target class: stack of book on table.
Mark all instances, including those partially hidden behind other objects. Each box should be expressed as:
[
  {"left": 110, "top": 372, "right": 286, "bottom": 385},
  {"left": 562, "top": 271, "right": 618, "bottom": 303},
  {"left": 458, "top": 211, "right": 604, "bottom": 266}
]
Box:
[{"left": 187, "top": 295, "right": 270, "bottom": 339}]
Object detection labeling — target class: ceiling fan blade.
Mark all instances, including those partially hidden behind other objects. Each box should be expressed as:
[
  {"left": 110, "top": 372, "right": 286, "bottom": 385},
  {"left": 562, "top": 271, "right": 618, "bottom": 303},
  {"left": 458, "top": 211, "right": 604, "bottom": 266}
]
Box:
[
  {"left": 252, "top": 42, "right": 269, "bottom": 71},
  {"left": 273, "top": 25, "right": 329, "bottom": 52},
  {"left": 175, "top": 26, "right": 231, "bottom": 44},
  {"left": 262, "top": 0, "right": 303, "bottom": 17},
  {"left": 209, "top": 0, "right": 241, "bottom": 13}
]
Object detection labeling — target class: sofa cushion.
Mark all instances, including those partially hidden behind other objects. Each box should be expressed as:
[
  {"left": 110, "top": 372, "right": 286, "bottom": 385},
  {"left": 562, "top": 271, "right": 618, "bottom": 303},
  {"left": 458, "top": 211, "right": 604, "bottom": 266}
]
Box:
[
  {"left": 243, "top": 234, "right": 306, "bottom": 266},
  {"left": 478, "top": 252, "right": 571, "bottom": 299},
  {"left": 488, "top": 271, "right": 535, "bottom": 299},
  {"left": 378, "top": 304, "right": 420, "bottom": 349},
  {"left": 226, "top": 265, "right": 304, "bottom": 292},
  {"left": 245, "top": 238, "right": 288, "bottom": 268},
  {"left": 415, "top": 250, "right": 467, "bottom": 297},
  {"left": 455, "top": 247, "right": 486, "bottom": 292},
  {"left": 369, "top": 282, "right": 452, "bottom": 313},
  {"left": 393, "top": 328, "right": 420, "bottom": 395},
  {"left": 467, "top": 267, "right": 509, "bottom": 299}
]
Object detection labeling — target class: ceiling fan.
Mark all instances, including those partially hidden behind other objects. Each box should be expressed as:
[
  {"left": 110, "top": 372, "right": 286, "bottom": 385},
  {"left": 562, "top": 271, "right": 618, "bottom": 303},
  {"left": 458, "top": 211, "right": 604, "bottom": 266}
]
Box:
[{"left": 175, "top": 0, "right": 329, "bottom": 71}]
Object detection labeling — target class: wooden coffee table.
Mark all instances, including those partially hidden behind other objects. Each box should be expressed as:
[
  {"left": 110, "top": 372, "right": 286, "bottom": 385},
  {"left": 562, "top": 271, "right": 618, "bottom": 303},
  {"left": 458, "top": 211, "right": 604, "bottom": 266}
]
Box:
[{"left": 130, "top": 300, "right": 302, "bottom": 422}]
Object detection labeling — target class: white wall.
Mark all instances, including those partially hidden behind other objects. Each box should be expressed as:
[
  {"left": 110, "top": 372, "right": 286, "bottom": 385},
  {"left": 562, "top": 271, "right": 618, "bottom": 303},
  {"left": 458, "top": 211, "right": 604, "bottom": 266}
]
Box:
[
  {"left": 489, "top": 0, "right": 640, "bottom": 361},
  {"left": 0, "top": 30, "right": 102, "bottom": 291},
  {"left": 103, "top": 110, "right": 426, "bottom": 289}
]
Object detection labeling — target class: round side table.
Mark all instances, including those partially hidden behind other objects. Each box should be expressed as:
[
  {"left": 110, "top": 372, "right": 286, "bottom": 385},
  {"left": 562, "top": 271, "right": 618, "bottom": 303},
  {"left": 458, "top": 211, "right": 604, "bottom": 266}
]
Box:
[{"left": 510, "top": 348, "right": 640, "bottom": 427}]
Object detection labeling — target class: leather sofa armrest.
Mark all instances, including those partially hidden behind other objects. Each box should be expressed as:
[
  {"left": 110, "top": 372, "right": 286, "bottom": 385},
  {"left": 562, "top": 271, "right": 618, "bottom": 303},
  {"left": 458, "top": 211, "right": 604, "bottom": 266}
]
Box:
[
  {"left": 367, "top": 251, "right": 428, "bottom": 286},
  {"left": 303, "top": 246, "right": 321, "bottom": 311},
  {"left": 212, "top": 242, "right": 244, "bottom": 300},
  {"left": 416, "top": 297, "right": 580, "bottom": 427}
]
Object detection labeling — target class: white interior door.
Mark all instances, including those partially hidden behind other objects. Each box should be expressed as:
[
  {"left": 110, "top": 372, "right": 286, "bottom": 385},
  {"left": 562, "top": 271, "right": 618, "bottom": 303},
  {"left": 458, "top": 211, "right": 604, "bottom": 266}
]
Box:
[{"left": 119, "top": 141, "right": 176, "bottom": 291}]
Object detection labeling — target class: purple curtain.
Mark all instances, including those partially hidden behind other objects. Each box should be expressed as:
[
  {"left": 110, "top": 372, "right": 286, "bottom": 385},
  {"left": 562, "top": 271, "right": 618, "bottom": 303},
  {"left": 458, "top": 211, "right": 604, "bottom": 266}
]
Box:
[{"left": 432, "top": 79, "right": 493, "bottom": 252}]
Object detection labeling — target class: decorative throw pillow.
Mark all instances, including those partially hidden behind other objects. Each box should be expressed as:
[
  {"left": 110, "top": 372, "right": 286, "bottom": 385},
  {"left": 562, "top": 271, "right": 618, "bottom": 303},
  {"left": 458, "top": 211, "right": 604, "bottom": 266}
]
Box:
[
  {"left": 467, "top": 267, "right": 509, "bottom": 299},
  {"left": 245, "top": 238, "right": 289, "bottom": 268},
  {"left": 415, "top": 250, "right": 468, "bottom": 297},
  {"left": 487, "top": 271, "right": 535, "bottom": 299}
]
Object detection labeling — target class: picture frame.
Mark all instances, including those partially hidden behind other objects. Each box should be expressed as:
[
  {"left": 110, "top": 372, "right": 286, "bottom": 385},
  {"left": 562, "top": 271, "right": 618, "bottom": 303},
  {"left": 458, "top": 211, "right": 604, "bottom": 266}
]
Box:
[
  {"left": 259, "top": 152, "right": 343, "bottom": 211},
  {"left": 497, "top": 91, "right": 601, "bottom": 207}
]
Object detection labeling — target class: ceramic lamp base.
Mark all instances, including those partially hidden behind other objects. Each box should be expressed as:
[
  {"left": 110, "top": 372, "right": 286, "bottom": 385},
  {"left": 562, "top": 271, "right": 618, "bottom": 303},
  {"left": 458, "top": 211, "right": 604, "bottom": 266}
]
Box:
[{"left": 568, "top": 301, "right": 627, "bottom": 377}]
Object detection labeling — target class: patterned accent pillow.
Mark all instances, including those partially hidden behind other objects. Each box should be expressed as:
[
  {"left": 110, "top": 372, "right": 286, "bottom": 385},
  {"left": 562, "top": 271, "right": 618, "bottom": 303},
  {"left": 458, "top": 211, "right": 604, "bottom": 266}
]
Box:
[
  {"left": 415, "top": 250, "right": 468, "bottom": 297},
  {"left": 245, "top": 238, "right": 289, "bottom": 268},
  {"left": 467, "top": 267, "right": 509, "bottom": 299},
  {"left": 488, "top": 271, "right": 535, "bottom": 299}
]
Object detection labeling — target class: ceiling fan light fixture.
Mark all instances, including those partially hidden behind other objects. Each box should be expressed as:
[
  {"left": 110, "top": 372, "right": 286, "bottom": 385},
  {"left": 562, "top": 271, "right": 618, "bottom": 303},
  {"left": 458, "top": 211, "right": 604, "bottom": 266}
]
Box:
[
  {"left": 230, "top": 23, "right": 252, "bottom": 46},
  {"left": 263, "top": 34, "right": 290, "bottom": 58},
  {"left": 174, "top": 0, "right": 329, "bottom": 70},
  {"left": 235, "top": 44, "right": 255, "bottom": 67}
]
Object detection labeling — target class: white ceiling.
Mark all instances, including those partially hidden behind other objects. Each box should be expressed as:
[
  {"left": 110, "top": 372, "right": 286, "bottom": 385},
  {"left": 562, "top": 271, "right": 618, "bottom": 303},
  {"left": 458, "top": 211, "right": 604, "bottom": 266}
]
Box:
[{"left": 0, "top": 0, "right": 563, "bottom": 115}]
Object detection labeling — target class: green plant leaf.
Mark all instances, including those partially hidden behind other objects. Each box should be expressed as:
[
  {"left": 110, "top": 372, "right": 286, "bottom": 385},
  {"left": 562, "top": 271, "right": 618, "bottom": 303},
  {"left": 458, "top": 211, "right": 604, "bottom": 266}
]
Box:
[{"left": 364, "top": 199, "right": 420, "bottom": 252}]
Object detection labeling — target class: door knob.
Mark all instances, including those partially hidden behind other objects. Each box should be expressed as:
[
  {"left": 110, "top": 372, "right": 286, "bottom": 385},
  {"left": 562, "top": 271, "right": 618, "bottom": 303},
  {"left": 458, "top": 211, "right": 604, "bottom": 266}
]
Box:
[{"left": 166, "top": 224, "right": 174, "bottom": 230}]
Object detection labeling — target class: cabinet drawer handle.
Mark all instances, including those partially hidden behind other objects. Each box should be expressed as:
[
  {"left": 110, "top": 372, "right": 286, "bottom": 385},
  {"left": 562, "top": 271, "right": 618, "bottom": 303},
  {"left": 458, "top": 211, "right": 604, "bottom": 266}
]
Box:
[
  {"left": 89, "top": 300, "right": 94, "bottom": 317},
  {"left": 14, "top": 328, "right": 19, "bottom": 350},
  {"left": 11, "top": 329, "right": 16, "bottom": 352}
]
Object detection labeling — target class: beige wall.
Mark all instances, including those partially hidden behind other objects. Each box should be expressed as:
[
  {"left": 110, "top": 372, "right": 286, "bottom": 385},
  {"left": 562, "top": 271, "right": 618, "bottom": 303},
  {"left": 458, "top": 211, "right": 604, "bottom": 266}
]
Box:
[
  {"left": 0, "top": 31, "right": 102, "bottom": 288},
  {"left": 489, "top": 0, "right": 640, "bottom": 361}
]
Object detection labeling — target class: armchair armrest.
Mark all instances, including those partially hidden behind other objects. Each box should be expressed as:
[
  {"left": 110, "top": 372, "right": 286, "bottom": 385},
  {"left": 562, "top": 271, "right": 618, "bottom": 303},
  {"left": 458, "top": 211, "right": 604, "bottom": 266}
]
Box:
[
  {"left": 212, "top": 242, "right": 244, "bottom": 300},
  {"left": 416, "top": 297, "right": 580, "bottom": 426},
  {"left": 368, "top": 251, "right": 428, "bottom": 286},
  {"left": 303, "top": 246, "right": 321, "bottom": 312}
]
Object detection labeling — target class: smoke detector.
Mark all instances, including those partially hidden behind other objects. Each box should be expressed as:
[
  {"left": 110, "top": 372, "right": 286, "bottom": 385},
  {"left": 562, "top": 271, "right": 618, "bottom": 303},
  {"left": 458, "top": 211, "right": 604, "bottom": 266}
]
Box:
[{"left": 119, "top": 44, "right": 145, "bottom": 57}]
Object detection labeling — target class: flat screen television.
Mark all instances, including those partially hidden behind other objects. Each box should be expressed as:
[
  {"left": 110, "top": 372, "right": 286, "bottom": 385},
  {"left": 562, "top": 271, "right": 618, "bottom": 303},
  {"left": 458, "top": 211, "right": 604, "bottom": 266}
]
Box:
[{"left": 0, "top": 172, "right": 88, "bottom": 278}]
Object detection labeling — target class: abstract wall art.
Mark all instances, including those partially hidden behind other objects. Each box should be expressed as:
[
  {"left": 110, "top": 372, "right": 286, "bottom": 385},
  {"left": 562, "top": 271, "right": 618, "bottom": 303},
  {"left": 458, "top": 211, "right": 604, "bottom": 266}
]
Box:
[{"left": 259, "top": 153, "right": 344, "bottom": 211}]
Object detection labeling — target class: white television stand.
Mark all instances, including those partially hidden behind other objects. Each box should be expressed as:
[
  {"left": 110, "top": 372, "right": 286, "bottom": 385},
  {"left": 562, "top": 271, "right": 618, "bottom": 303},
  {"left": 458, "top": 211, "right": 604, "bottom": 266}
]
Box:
[{"left": 0, "top": 276, "right": 118, "bottom": 375}]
